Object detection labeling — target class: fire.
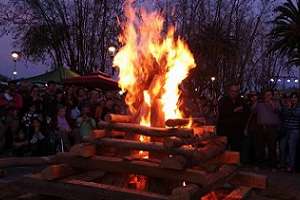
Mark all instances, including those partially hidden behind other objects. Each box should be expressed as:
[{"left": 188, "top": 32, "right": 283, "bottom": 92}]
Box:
[{"left": 113, "top": 0, "right": 196, "bottom": 125}]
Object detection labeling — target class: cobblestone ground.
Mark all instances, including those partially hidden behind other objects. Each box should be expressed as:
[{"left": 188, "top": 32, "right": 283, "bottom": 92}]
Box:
[{"left": 1, "top": 166, "right": 300, "bottom": 200}]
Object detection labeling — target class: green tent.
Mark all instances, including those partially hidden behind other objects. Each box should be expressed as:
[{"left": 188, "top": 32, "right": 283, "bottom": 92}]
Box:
[{"left": 24, "top": 68, "right": 79, "bottom": 83}]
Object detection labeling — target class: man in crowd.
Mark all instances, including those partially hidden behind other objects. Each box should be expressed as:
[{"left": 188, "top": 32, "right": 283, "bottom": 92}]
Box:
[
  {"left": 254, "top": 89, "right": 281, "bottom": 168},
  {"left": 217, "top": 84, "right": 248, "bottom": 153}
]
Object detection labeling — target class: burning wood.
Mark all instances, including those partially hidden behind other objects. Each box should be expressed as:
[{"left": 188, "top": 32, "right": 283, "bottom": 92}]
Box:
[
  {"left": 104, "top": 114, "right": 133, "bottom": 123},
  {"left": 165, "top": 118, "right": 206, "bottom": 127},
  {"left": 89, "top": 136, "right": 227, "bottom": 163},
  {"left": 98, "top": 121, "right": 193, "bottom": 138}
]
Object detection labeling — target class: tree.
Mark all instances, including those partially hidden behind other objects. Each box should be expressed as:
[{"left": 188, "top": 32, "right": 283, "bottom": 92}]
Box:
[
  {"left": 0, "top": 0, "right": 123, "bottom": 75},
  {"left": 270, "top": 0, "right": 300, "bottom": 67}
]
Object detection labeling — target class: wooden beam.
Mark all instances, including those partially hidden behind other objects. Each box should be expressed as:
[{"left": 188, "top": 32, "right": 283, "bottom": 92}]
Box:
[
  {"left": 205, "top": 151, "right": 240, "bottom": 165},
  {"left": 229, "top": 171, "right": 267, "bottom": 189},
  {"left": 15, "top": 175, "right": 169, "bottom": 200},
  {"left": 0, "top": 156, "right": 55, "bottom": 168},
  {"left": 64, "top": 155, "right": 237, "bottom": 186},
  {"left": 165, "top": 118, "right": 206, "bottom": 127},
  {"left": 89, "top": 137, "right": 227, "bottom": 162},
  {"left": 170, "top": 184, "right": 200, "bottom": 200},
  {"left": 63, "top": 170, "right": 106, "bottom": 182},
  {"left": 223, "top": 186, "right": 252, "bottom": 200},
  {"left": 105, "top": 114, "right": 132, "bottom": 123},
  {"left": 70, "top": 143, "right": 96, "bottom": 158},
  {"left": 40, "top": 164, "right": 76, "bottom": 181},
  {"left": 98, "top": 121, "right": 193, "bottom": 138}
]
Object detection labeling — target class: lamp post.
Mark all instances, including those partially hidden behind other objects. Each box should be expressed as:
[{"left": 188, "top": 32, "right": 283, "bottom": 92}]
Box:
[
  {"left": 11, "top": 51, "right": 20, "bottom": 80},
  {"left": 108, "top": 46, "right": 117, "bottom": 76}
]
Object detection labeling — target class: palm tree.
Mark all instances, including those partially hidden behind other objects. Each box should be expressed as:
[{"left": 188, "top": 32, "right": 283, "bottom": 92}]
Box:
[{"left": 270, "top": 0, "right": 300, "bottom": 66}]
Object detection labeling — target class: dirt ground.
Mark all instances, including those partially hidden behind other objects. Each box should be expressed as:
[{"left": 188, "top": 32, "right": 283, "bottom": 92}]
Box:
[
  {"left": 247, "top": 168, "right": 300, "bottom": 200},
  {"left": 1, "top": 166, "right": 300, "bottom": 200}
]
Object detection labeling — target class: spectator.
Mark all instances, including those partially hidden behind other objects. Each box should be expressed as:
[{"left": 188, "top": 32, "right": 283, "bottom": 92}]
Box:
[
  {"left": 43, "top": 81, "right": 58, "bottom": 119},
  {"left": 76, "top": 105, "right": 96, "bottom": 139},
  {"left": 29, "top": 117, "right": 48, "bottom": 156},
  {"left": 253, "top": 89, "right": 281, "bottom": 168},
  {"left": 217, "top": 84, "right": 248, "bottom": 153},
  {"left": 279, "top": 93, "right": 300, "bottom": 172},
  {"left": 56, "top": 105, "right": 72, "bottom": 151}
]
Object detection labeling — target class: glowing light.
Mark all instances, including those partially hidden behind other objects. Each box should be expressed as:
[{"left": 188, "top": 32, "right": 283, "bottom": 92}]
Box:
[
  {"left": 270, "top": 78, "right": 274, "bottom": 82},
  {"left": 11, "top": 52, "right": 20, "bottom": 60},
  {"left": 108, "top": 46, "right": 116, "bottom": 55},
  {"left": 211, "top": 77, "right": 216, "bottom": 81},
  {"left": 295, "top": 79, "right": 299, "bottom": 83},
  {"left": 278, "top": 79, "right": 281, "bottom": 82},
  {"left": 12, "top": 71, "right": 17, "bottom": 75},
  {"left": 287, "top": 79, "right": 291, "bottom": 83},
  {"left": 182, "top": 181, "right": 187, "bottom": 187}
]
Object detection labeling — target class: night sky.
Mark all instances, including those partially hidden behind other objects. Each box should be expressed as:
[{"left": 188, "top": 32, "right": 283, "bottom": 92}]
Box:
[{"left": 0, "top": 34, "right": 47, "bottom": 79}]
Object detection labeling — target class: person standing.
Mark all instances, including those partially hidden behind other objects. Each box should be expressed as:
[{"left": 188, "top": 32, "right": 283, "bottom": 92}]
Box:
[
  {"left": 254, "top": 89, "right": 281, "bottom": 168},
  {"left": 280, "top": 93, "right": 300, "bottom": 172},
  {"left": 217, "top": 84, "right": 248, "bottom": 153}
]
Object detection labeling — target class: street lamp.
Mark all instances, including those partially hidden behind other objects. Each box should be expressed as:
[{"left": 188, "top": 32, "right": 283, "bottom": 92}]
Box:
[
  {"left": 108, "top": 46, "right": 116, "bottom": 56},
  {"left": 11, "top": 51, "right": 21, "bottom": 79}
]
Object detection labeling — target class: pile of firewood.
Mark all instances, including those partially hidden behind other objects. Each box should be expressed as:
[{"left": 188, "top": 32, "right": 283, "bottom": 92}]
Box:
[{"left": 0, "top": 114, "right": 267, "bottom": 200}]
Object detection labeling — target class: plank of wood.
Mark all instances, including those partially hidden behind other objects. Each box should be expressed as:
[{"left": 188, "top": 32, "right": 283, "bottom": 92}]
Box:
[
  {"left": 160, "top": 155, "right": 187, "bottom": 170},
  {"left": 223, "top": 186, "right": 252, "bottom": 200},
  {"left": 105, "top": 114, "right": 132, "bottom": 123},
  {"left": 90, "top": 136, "right": 227, "bottom": 162},
  {"left": 165, "top": 118, "right": 206, "bottom": 127},
  {"left": 98, "top": 121, "right": 193, "bottom": 138},
  {"left": 170, "top": 184, "right": 200, "bottom": 200},
  {"left": 15, "top": 175, "right": 169, "bottom": 200},
  {"left": 0, "top": 156, "right": 55, "bottom": 168},
  {"left": 63, "top": 170, "right": 106, "bottom": 182},
  {"left": 229, "top": 171, "right": 267, "bottom": 189},
  {"left": 87, "top": 130, "right": 107, "bottom": 140},
  {"left": 64, "top": 155, "right": 237, "bottom": 186},
  {"left": 40, "top": 164, "right": 76, "bottom": 181},
  {"left": 70, "top": 143, "right": 96, "bottom": 158},
  {"left": 205, "top": 151, "right": 240, "bottom": 165}
]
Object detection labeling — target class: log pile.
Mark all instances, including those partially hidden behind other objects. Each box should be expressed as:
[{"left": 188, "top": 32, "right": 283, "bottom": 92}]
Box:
[{"left": 5, "top": 115, "right": 267, "bottom": 200}]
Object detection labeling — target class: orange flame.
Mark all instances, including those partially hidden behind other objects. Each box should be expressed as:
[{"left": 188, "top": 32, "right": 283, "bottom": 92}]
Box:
[{"left": 113, "top": 0, "right": 196, "bottom": 126}]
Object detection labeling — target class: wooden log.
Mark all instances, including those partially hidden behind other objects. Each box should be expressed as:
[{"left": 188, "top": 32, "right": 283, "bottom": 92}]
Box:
[
  {"left": 0, "top": 156, "right": 55, "bottom": 168},
  {"left": 63, "top": 170, "right": 106, "bottom": 182},
  {"left": 165, "top": 118, "right": 206, "bottom": 127},
  {"left": 90, "top": 136, "right": 227, "bottom": 162},
  {"left": 105, "top": 114, "right": 132, "bottom": 123},
  {"left": 98, "top": 121, "right": 193, "bottom": 138},
  {"left": 63, "top": 155, "right": 237, "bottom": 186},
  {"left": 207, "top": 151, "right": 240, "bottom": 165},
  {"left": 87, "top": 130, "right": 107, "bottom": 140},
  {"left": 15, "top": 175, "right": 168, "bottom": 200},
  {"left": 70, "top": 143, "right": 96, "bottom": 158},
  {"left": 40, "top": 164, "right": 76, "bottom": 181},
  {"left": 170, "top": 184, "right": 200, "bottom": 200},
  {"left": 160, "top": 155, "right": 187, "bottom": 170},
  {"left": 229, "top": 171, "right": 267, "bottom": 189},
  {"left": 223, "top": 186, "right": 252, "bottom": 200},
  {"left": 163, "top": 132, "right": 215, "bottom": 149}
]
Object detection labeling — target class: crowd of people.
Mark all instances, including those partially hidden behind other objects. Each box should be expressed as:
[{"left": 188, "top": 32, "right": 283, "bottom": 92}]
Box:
[
  {"left": 0, "top": 81, "right": 127, "bottom": 156},
  {"left": 0, "top": 80, "right": 299, "bottom": 173},
  {"left": 217, "top": 84, "right": 300, "bottom": 172}
]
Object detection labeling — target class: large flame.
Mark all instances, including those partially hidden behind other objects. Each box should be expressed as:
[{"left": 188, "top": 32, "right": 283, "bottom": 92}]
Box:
[{"left": 113, "top": 0, "right": 196, "bottom": 126}]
